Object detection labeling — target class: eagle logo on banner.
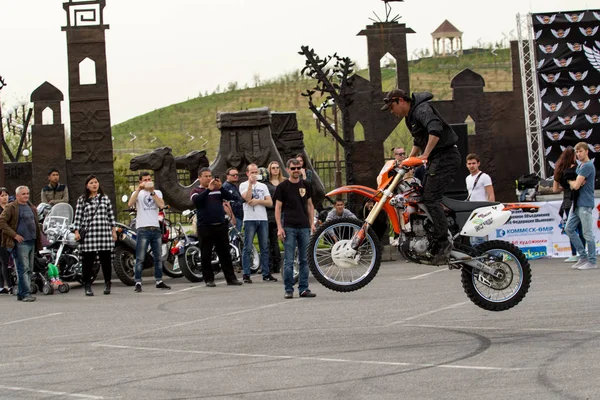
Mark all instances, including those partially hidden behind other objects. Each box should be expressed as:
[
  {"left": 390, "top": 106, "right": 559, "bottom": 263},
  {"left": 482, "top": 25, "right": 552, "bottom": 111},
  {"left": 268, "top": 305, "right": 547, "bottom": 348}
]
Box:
[
  {"left": 542, "top": 117, "right": 550, "bottom": 127},
  {"left": 546, "top": 131, "right": 565, "bottom": 141},
  {"left": 536, "top": 15, "right": 556, "bottom": 24},
  {"left": 542, "top": 72, "right": 560, "bottom": 82},
  {"left": 575, "top": 129, "right": 593, "bottom": 139},
  {"left": 567, "top": 43, "right": 583, "bottom": 52},
  {"left": 586, "top": 114, "right": 600, "bottom": 124},
  {"left": 565, "top": 12, "right": 584, "bottom": 22},
  {"left": 571, "top": 100, "right": 591, "bottom": 110},
  {"left": 583, "top": 85, "right": 599, "bottom": 95},
  {"left": 535, "top": 30, "right": 543, "bottom": 40},
  {"left": 551, "top": 28, "right": 570, "bottom": 38},
  {"left": 594, "top": 11, "right": 600, "bottom": 21},
  {"left": 560, "top": 145, "right": 567, "bottom": 152},
  {"left": 543, "top": 102, "right": 563, "bottom": 112},
  {"left": 539, "top": 43, "right": 559, "bottom": 54},
  {"left": 538, "top": 59, "right": 546, "bottom": 69},
  {"left": 548, "top": 161, "right": 556, "bottom": 170},
  {"left": 580, "top": 26, "right": 599, "bottom": 37},
  {"left": 555, "top": 87, "right": 575, "bottom": 96},
  {"left": 541, "top": 88, "right": 548, "bottom": 97},
  {"left": 545, "top": 146, "right": 553, "bottom": 156},
  {"left": 593, "top": 144, "right": 600, "bottom": 153},
  {"left": 569, "top": 71, "right": 589, "bottom": 81},
  {"left": 553, "top": 58, "right": 573, "bottom": 67},
  {"left": 558, "top": 116, "right": 576, "bottom": 126},
  {"left": 584, "top": 44, "right": 600, "bottom": 73}
]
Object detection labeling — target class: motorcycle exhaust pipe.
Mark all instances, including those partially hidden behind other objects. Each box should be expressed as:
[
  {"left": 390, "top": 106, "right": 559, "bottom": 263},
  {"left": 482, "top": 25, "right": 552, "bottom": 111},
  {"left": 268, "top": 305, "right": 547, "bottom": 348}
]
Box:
[{"left": 120, "top": 234, "right": 137, "bottom": 250}]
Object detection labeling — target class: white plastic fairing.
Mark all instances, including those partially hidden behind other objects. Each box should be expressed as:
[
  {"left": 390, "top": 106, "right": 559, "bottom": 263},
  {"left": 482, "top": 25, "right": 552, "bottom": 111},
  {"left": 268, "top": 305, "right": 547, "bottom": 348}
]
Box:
[{"left": 460, "top": 205, "right": 511, "bottom": 237}]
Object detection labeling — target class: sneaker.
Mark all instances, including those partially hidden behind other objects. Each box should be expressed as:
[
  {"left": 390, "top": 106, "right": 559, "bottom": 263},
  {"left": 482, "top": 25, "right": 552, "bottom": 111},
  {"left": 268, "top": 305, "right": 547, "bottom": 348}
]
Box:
[
  {"left": 22, "top": 296, "right": 36, "bottom": 302},
  {"left": 572, "top": 258, "right": 589, "bottom": 269},
  {"left": 156, "top": 281, "right": 171, "bottom": 290},
  {"left": 134, "top": 283, "right": 142, "bottom": 293},
  {"left": 263, "top": 275, "right": 278, "bottom": 282},
  {"left": 564, "top": 255, "right": 579, "bottom": 263},
  {"left": 299, "top": 289, "right": 316, "bottom": 298},
  {"left": 205, "top": 281, "right": 216, "bottom": 287},
  {"left": 0, "top": 288, "right": 8, "bottom": 294},
  {"left": 243, "top": 274, "right": 252, "bottom": 284},
  {"left": 284, "top": 291, "right": 293, "bottom": 299},
  {"left": 578, "top": 261, "right": 598, "bottom": 270}
]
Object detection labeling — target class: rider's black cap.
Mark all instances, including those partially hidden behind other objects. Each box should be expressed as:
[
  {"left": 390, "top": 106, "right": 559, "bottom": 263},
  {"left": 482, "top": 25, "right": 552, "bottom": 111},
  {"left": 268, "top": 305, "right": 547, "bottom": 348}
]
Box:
[{"left": 381, "top": 89, "right": 409, "bottom": 111}]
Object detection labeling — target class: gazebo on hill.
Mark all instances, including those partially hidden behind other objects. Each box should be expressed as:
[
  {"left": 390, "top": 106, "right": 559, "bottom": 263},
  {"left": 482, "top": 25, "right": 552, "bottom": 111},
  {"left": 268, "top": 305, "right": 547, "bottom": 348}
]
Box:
[{"left": 432, "top": 19, "right": 463, "bottom": 57}]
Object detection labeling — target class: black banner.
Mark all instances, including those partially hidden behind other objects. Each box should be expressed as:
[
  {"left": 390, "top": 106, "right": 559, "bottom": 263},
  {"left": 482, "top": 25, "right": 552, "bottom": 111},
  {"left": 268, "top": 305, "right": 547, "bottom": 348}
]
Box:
[{"left": 533, "top": 10, "right": 600, "bottom": 182}]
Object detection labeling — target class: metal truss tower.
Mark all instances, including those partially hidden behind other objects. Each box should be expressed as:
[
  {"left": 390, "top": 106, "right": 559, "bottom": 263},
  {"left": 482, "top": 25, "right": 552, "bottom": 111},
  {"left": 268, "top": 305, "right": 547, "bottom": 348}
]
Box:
[{"left": 516, "top": 13, "right": 546, "bottom": 179}]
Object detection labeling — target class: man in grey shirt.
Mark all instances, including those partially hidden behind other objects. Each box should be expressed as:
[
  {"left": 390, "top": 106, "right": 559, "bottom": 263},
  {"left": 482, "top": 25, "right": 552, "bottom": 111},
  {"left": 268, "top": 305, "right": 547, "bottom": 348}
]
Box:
[{"left": 326, "top": 198, "right": 357, "bottom": 222}]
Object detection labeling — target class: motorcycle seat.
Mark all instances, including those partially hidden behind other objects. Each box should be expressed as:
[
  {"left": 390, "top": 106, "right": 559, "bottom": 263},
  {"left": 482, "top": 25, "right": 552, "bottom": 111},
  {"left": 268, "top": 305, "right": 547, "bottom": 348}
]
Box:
[{"left": 442, "top": 196, "right": 501, "bottom": 213}]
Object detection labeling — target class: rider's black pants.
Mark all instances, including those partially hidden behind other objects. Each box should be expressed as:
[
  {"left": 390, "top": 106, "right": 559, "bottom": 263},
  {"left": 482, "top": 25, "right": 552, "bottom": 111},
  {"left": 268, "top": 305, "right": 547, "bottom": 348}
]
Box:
[
  {"left": 422, "top": 146, "right": 461, "bottom": 243},
  {"left": 197, "top": 223, "right": 237, "bottom": 283}
]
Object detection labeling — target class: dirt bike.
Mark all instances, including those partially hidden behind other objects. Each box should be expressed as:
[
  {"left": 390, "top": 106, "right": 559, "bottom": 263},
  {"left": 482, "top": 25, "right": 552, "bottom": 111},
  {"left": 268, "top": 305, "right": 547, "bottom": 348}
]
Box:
[{"left": 308, "top": 157, "right": 538, "bottom": 312}]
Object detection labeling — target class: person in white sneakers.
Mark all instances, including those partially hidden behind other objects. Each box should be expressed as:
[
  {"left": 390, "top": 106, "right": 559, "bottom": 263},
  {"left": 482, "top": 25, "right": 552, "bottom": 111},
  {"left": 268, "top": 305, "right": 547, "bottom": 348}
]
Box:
[
  {"left": 465, "top": 153, "right": 495, "bottom": 246},
  {"left": 239, "top": 164, "right": 277, "bottom": 283},
  {"left": 566, "top": 142, "right": 597, "bottom": 270},
  {"left": 128, "top": 172, "right": 171, "bottom": 292}
]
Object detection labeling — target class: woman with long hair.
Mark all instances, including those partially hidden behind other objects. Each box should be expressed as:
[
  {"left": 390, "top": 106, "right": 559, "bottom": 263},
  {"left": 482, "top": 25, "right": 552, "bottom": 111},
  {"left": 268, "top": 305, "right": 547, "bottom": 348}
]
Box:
[
  {"left": 73, "top": 175, "right": 117, "bottom": 296},
  {"left": 294, "top": 153, "right": 313, "bottom": 183},
  {"left": 265, "top": 161, "right": 286, "bottom": 273},
  {"left": 0, "top": 187, "right": 13, "bottom": 294},
  {"left": 553, "top": 147, "right": 585, "bottom": 263}
]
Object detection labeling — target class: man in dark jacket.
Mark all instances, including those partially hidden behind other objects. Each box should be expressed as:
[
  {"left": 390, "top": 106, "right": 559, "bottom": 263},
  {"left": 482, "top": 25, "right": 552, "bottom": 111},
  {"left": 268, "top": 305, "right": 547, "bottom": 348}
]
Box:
[
  {"left": 41, "top": 168, "right": 69, "bottom": 205},
  {"left": 0, "top": 186, "right": 42, "bottom": 301},
  {"left": 190, "top": 168, "right": 243, "bottom": 287},
  {"left": 382, "top": 89, "right": 461, "bottom": 264}
]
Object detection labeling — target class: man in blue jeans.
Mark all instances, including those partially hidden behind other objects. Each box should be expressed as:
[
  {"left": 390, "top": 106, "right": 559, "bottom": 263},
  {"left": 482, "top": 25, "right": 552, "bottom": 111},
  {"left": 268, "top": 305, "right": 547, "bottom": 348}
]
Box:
[
  {"left": 274, "top": 158, "right": 316, "bottom": 299},
  {"left": 128, "top": 172, "right": 171, "bottom": 292},
  {"left": 567, "top": 142, "right": 597, "bottom": 270},
  {"left": 0, "top": 186, "right": 42, "bottom": 302},
  {"left": 239, "top": 164, "right": 277, "bottom": 283}
]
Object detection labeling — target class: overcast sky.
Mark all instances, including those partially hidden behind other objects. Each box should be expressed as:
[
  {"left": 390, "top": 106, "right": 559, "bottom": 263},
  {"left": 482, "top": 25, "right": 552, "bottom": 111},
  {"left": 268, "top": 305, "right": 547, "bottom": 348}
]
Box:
[{"left": 0, "top": 0, "right": 595, "bottom": 125}]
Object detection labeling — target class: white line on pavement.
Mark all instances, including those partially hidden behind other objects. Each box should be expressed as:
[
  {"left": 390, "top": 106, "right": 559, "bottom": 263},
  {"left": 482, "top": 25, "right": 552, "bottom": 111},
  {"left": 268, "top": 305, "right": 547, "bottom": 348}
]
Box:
[
  {"left": 2, "top": 313, "right": 63, "bottom": 326},
  {"left": 405, "top": 323, "right": 600, "bottom": 334},
  {"left": 386, "top": 302, "right": 469, "bottom": 326},
  {"left": 93, "top": 301, "right": 292, "bottom": 344},
  {"left": 405, "top": 268, "right": 448, "bottom": 280},
  {"left": 94, "top": 343, "right": 529, "bottom": 372},
  {"left": 0, "top": 384, "right": 104, "bottom": 399}
]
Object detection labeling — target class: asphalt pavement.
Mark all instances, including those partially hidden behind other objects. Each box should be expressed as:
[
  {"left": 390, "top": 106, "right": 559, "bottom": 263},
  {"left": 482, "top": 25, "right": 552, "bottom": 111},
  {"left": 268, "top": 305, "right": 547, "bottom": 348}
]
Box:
[{"left": 1, "top": 257, "right": 600, "bottom": 399}]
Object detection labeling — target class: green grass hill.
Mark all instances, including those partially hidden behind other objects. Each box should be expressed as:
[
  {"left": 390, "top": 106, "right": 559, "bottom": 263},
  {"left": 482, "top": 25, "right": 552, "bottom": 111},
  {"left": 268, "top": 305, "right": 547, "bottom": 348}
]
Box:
[{"left": 112, "top": 48, "right": 513, "bottom": 169}]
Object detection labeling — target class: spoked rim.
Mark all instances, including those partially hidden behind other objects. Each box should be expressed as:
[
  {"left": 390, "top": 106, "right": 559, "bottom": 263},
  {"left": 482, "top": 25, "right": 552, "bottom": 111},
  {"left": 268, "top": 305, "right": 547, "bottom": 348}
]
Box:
[
  {"left": 120, "top": 251, "right": 135, "bottom": 277},
  {"left": 184, "top": 246, "right": 203, "bottom": 277},
  {"left": 312, "top": 222, "right": 377, "bottom": 286},
  {"left": 473, "top": 249, "right": 523, "bottom": 303}
]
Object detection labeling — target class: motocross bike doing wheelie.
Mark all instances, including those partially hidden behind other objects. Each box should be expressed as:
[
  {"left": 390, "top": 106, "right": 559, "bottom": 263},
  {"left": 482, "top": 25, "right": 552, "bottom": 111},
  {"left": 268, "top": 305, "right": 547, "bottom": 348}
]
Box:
[{"left": 308, "top": 157, "right": 537, "bottom": 312}]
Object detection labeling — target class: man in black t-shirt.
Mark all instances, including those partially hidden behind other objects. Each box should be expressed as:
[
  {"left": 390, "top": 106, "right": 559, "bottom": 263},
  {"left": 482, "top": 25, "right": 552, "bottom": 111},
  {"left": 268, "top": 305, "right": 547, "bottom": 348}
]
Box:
[{"left": 274, "top": 158, "right": 316, "bottom": 299}]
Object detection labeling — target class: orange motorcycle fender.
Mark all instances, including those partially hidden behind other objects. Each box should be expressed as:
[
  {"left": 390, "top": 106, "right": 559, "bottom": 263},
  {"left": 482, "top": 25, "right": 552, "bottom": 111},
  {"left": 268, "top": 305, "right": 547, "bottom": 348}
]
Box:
[{"left": 327, "top": 186, "right": 401, "bottom": 234}]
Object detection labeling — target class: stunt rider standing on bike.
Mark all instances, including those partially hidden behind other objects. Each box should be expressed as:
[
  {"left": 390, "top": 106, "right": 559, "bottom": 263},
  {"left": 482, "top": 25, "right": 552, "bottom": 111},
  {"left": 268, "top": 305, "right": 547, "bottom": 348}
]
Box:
[{"left": 381, "top": 89, "right": 461, "bottom": 264}]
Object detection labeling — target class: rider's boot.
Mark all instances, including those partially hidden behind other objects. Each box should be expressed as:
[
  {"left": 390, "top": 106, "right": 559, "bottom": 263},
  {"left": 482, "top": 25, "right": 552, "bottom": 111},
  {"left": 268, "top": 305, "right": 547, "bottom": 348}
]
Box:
[{"left": 430, "top": 240, "right": 452, "bottom": 265}]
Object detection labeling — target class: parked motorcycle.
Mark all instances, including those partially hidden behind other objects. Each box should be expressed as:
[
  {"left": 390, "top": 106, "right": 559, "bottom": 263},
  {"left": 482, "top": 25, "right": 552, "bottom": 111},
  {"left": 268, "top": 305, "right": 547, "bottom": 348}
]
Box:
[
  {"left": 308, "top": 157, "right": 537, "bottom": 312},
  {"left": 175, "top": 209, "right": 259, "bottom": 282},
  {"left": 39, "top": 203, "right": 96, "bottom": 288}
]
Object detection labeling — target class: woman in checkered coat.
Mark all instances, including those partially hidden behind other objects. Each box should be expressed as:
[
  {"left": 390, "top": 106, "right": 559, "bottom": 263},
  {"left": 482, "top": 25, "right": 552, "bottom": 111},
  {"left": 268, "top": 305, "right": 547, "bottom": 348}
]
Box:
[{"left": 73, "top": 175, "right": 117, "bottom": 296}]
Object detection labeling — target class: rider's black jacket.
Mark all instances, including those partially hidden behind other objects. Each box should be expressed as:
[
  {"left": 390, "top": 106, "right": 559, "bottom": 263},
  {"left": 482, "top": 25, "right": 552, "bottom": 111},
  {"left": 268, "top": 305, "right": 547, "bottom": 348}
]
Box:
[{"left": 405, "top": 92, "right": 458, "bottom": 158}]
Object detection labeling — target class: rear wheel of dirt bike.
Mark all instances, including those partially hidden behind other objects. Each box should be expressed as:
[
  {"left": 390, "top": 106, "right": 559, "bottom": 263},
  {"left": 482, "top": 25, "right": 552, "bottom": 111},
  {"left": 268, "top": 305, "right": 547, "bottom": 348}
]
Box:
[
  {"left": 178, "top": 245, "right": 204, "bottom": 282},
  {"left": 308, "top": 217, "right": 382, "bottom": 292},
  {"left": 113, "top": 245, "right": 136, "bottom": 286},
  {"left": 461, "top": 240, "right": 531, "bottom": 312}
]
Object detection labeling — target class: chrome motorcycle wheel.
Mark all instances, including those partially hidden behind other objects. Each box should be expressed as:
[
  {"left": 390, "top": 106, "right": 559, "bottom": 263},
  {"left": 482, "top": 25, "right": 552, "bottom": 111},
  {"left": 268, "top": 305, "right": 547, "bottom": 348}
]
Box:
[
  {"left": 308, "top": 217, "right": 382, "bottom": 292},
  {"left": 178, "top": 245, "right": 204, "bottom": 282}
]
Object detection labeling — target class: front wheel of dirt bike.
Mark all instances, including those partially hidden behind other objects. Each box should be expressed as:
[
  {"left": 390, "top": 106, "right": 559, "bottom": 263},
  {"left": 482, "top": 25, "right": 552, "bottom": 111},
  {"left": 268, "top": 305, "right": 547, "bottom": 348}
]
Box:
[
  {"left": 308, "top": 217, "right": 382, "bottom": 292},
  {"left": 461, "top": 240, "right": 532, "bottom": 312}
]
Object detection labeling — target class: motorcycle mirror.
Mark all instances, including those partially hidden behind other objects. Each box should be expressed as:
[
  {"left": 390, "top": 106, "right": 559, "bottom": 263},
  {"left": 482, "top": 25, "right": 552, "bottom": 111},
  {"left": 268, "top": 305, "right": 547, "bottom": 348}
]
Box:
[{"left": 121, "top": 195, "right": 128, "bottom": 203}]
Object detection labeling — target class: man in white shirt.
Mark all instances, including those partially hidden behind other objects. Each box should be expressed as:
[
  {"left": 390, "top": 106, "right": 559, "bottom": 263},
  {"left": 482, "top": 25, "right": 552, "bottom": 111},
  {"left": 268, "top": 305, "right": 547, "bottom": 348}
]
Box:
[
  {"left": 239, "top": 164, "right": 277, "bottom": 283},
  {"left": 128, "top": 171, "right": 171, "bottom": 292},
  {"left": 465, "top": 153, "right": 495, "bottom": 246}
]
